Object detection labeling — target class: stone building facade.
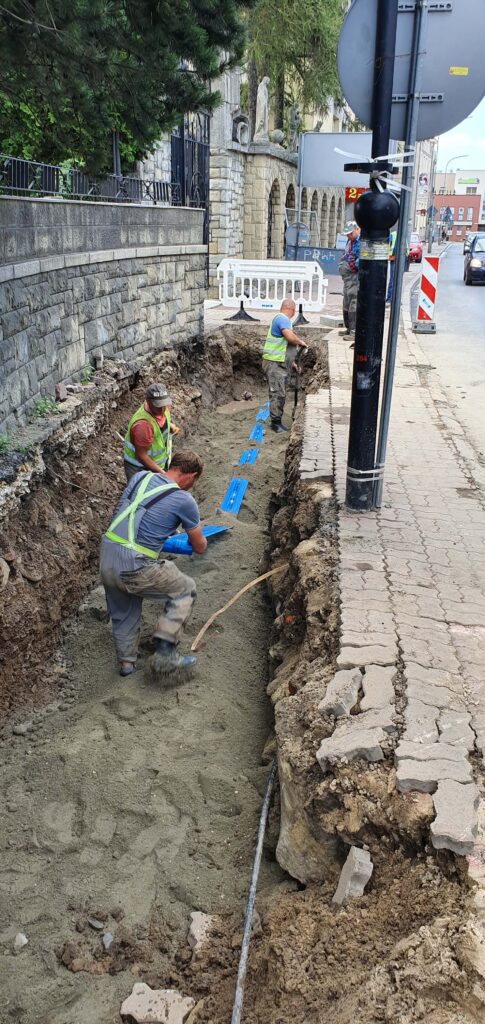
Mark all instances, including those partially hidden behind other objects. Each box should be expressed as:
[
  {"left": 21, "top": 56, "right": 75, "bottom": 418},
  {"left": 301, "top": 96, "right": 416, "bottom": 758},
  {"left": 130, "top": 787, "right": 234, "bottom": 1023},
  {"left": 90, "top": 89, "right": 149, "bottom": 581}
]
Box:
[
  {"left": 136, "top": 68, "right": 346, "bottom": 297},
  {"left": 207, "top": 68, "right": 346, "bottom": 295}
]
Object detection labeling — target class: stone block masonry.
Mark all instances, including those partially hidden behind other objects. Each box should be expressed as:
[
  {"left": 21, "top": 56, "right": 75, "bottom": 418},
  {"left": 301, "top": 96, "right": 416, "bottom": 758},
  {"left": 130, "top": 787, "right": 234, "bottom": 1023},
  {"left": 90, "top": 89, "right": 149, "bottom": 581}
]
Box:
[{"left": 0, "top": 198, "right": 207, "bottom": 431}]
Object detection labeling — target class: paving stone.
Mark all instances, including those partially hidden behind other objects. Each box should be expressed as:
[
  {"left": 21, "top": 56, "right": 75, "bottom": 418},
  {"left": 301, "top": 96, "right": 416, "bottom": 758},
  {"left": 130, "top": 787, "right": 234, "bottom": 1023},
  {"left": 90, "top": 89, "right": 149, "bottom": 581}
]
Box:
[
  {"left": 431, "top": 781, "right": 479, "bottom": 856},
  {"left": 403, "top": 700, "right": 439, "bottom": 743},
  {"left": 396, "top": 740, "right": 468, "bottom": 764},
  {"left": 317, "top": 668, "right": 362, "bottom": 718},
  {"left": 120, "top": 983, "right": 195, "bottom": 1023},
  {"left": 396, "top": 758, "right": 473, "bottom": 794},
  {"left": 317, "top": 726, "right": 387, "bottom": 773},
  {"left": 332, "top": 846, "right": 373, "bottom": 905},
  {"left": 361, "top": 665, "right": 396, "bottom": 711},
  {"left": 438, "top": 710, "right": 475, "bottom": 750},
  {"left": 406, "top": 680, "right": 462, "bottom": 711},
  {"left": 336, "top": 706, "right": 397, "bottom": 735},
  {"left": 188, "top": 912, "right": 213, "bottom": 954},
  {"left": 337, "top": 646, "right": 397, "bottom": 670}
]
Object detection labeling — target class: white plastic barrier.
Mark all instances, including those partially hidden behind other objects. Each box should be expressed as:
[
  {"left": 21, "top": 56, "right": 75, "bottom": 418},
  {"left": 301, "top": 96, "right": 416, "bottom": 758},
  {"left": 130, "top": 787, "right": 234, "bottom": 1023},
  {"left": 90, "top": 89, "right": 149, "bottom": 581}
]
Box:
[{"left": 217, "top": 258, "right": 328, "bottom": 312}]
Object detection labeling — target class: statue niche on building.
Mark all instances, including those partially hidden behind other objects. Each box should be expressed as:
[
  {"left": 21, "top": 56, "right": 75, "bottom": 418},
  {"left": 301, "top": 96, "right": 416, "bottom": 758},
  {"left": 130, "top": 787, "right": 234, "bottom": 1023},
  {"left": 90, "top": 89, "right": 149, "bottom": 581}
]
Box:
[
  {"left": 231, "top": 108, "right": 250, "bottom": 147},
  {"left": 253, "top": 76, "right": 270, "bottom": 143},
  {"left": 287, "top": 106, "right": 301, "bottom": 155}
]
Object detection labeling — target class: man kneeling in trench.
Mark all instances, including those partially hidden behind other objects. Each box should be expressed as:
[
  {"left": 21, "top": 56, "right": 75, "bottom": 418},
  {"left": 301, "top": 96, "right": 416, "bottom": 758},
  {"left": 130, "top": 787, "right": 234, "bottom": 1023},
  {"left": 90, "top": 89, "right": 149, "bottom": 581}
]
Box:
[{"left": 100, "top": 450, "right": 207, "bottom": 677}]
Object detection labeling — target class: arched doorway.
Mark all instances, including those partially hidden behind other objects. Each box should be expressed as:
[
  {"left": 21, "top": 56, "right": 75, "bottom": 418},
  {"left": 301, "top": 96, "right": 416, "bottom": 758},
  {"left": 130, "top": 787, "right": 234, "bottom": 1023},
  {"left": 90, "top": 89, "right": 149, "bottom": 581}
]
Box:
[
  {"left": 328, "top": 195, "right": 336, "bottom": 248},
  {"left": 320, "top": 194, "right": 329, "bottom": 247},
  {"left": 310, "top": 190, "right": 319, "bottom": 245},
  {"left": 301, "top": 188, "right": 308, "bottom": 212},
  {"left": 267, "top": 179, "right": 282, "bottom": 258},
  {"left": 337, "top": 196, "right": 344, "bottom": 233}
]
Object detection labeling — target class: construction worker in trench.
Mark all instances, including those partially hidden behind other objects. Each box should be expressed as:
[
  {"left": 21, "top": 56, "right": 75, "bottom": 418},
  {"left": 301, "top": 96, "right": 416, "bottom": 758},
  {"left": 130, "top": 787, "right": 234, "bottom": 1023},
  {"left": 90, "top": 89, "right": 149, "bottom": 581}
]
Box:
[
  {"left": 262, "top": 299, "right": 308, "bottom": 433},
  {"left": 123, "top": 382, "right": 180, "bottom": 483},
  {"left": 100, "top": 449, "right": 207, "bottom": 677}
]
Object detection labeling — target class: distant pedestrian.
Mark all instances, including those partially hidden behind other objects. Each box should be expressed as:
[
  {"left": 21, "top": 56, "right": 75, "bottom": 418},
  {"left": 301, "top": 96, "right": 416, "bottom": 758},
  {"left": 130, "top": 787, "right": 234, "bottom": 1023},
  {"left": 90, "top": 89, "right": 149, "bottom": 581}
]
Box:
[
  {"left": 261, "top": 299, "right": 308, "bottom": 433},
  {"left": 339, "top": 222, "right": 361, "bottom": 340},
  {"left": 123, "top": 383, "right": 180, "bottom": 482},
  {"left": 386, "top": 227, "right": 397, "bottom": 303},
  {"left": 100, "top": 450, "right": 207, "bottom": 678}
]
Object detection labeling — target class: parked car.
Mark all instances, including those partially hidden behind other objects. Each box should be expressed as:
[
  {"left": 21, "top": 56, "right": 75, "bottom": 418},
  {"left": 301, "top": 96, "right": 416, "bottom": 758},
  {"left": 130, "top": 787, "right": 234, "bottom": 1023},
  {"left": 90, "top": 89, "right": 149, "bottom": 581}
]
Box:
[
  {"left": 463, "top": 232, "right": 475, "bottom": 255},
  {"left": 409, "top": 232, "right": 423, "bottom": 263},
  {"left": 464, "top": 233, "right": 485, "bottom": 285}
]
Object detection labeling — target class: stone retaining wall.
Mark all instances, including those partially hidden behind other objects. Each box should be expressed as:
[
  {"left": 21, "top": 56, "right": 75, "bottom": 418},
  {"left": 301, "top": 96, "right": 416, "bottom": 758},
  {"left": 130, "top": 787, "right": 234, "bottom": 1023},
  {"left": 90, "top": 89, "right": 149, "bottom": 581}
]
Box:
[{"left": 0, "top": 199, "right": 206, "bottom": 432}]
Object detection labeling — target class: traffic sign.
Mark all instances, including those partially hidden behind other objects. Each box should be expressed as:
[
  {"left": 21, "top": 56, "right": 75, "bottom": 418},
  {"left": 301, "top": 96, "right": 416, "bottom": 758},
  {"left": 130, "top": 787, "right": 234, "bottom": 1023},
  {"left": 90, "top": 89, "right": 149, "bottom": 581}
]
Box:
[{"left": 337, "top": 0, "right": 485, "bottom": 141}]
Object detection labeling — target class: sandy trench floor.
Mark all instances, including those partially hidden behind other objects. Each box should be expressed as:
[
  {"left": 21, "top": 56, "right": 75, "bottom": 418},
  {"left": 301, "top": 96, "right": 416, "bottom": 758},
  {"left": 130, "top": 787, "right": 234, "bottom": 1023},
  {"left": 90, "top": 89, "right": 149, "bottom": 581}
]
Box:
[{"left": 0, "top": 388, "right": 288, "bottom": 1024}]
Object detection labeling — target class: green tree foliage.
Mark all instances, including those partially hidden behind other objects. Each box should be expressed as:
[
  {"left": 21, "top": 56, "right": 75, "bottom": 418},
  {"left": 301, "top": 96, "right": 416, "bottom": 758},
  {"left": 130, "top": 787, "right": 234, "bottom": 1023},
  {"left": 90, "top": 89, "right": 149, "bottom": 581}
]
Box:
[
  {"left": 249, "top": 0, "right": 344, "bottom": 115},
  {"left": 0, "top": 1, "right": 250, "bottom": 172}
]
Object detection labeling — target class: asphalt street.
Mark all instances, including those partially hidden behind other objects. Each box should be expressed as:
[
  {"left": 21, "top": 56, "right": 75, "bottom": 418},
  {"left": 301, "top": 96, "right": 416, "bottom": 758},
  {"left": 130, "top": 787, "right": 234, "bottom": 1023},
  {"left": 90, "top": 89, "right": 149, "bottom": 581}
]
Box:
[{"left": 417, "top": 243, "right": 485, "bottom": 454}]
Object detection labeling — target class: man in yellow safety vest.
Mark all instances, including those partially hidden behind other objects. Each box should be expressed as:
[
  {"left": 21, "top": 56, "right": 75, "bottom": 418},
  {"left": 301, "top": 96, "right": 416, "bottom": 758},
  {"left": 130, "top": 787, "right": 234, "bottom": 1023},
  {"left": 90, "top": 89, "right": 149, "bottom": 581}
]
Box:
[
  {"left": 123, "top": 383, "right": 180, "bottom": 482},
  {"left": 100, "top": 449, "right": 207, "bottom": 678},
  {"left": 261, "top": 299, "right": 308, "bottom": 433}
]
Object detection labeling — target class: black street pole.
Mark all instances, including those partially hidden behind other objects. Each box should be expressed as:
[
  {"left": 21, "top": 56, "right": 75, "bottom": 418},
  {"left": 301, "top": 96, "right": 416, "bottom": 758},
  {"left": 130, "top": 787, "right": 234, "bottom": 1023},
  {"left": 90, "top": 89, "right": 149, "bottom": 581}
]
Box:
[{"left": 345, "top": 0, "right": 400, "bottom": 511}]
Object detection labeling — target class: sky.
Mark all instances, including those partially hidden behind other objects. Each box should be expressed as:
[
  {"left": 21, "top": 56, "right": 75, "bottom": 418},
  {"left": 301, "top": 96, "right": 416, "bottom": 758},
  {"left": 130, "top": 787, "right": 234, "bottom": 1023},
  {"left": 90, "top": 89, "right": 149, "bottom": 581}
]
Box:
[{"left": 437, "top": 97, "right": 485, "bottom": 172}]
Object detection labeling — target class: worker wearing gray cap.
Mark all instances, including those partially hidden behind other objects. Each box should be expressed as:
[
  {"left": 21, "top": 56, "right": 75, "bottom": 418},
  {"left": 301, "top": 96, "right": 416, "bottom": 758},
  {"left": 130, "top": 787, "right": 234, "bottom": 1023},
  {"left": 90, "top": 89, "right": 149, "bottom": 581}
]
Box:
[
  {"left": 339, "top": 222, "right": 361, "bottom": 341},
  {"left": 123, "top": 383, "right": 180, "bottom": 482}
]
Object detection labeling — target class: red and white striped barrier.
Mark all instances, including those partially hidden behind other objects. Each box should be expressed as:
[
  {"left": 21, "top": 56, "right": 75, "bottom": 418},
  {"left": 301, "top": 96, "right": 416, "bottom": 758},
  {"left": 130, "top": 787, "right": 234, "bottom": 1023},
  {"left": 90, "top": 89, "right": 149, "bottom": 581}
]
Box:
[{"left": 413, "top": 255, "right": 439, "bottom": 333}]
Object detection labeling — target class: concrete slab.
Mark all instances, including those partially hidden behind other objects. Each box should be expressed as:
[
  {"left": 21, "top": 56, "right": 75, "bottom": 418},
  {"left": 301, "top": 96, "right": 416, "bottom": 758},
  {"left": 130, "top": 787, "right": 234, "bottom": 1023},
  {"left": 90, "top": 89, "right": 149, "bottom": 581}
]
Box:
[
  {"left": 337, "top": 646, "right": 397, "bottom": 670},
  {"left": 361, "top": 665, "right": 396, "bottom": 710},
  {"left": 317, "top": 726, "right": 387, "bottom": 773},
  {"left": 396, "top": 740, "right": 469, "bottom": 764},
  {"left": 396, "top": 758, "right": 473, "bottom": 794},
  {"left": 438, "top": 710, "right": 475, "bottom": 751},
  {"left": 404, "top": 699, "right": 439, "bottom": 743},
  {"left": 431, "top": 781, "right": 479, "bottom": 855},
  {"left": 317, "top": 668, "right": 362, "bottom": 718},
  {"left": 332, "top": 846, "right": 373, "bottom": 905}
]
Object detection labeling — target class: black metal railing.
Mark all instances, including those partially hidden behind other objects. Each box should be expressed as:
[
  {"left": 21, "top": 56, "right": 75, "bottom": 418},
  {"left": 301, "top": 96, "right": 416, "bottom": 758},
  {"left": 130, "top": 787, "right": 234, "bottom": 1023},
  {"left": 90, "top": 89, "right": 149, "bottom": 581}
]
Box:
[{"left": 0, "top": 154, "right": 183, "bottom": 206}]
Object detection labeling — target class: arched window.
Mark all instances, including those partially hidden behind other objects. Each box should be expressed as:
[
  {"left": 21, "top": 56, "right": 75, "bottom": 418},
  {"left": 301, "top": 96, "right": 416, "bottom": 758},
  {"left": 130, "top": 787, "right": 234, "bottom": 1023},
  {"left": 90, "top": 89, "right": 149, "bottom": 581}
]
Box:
[
  {"left": 310, "top": 190, "right": 319, "bottom": 245},
  {"left": 328, "top": 195, "right": 336, "bottom": 248},
  {"left": 320, "top": 194, "right": 329, "bottom": 247}
]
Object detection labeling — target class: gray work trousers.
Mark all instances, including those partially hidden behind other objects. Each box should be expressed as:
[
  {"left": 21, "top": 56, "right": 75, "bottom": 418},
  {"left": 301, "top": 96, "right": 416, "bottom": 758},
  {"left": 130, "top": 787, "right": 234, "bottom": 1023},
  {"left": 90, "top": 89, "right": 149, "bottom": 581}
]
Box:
[
  {"left": 262, "top": 359, "right": 288, "bottom": 422},
  {"left": 99, "top": 536, "right": 196, "bottom": 663},
  {"left": 341, "top": 266, "right": 359, "bottom": 332},
  {"left": 124, "top": 460, "right": 142, "bottom": 483}
]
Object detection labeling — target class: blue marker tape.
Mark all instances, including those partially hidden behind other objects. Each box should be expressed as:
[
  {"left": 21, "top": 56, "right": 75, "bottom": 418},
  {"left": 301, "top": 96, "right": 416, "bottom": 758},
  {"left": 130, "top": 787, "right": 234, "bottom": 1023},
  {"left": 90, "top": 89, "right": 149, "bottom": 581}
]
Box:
[{"left": 220, "top": 478, "right": 248, "bottom": 514}]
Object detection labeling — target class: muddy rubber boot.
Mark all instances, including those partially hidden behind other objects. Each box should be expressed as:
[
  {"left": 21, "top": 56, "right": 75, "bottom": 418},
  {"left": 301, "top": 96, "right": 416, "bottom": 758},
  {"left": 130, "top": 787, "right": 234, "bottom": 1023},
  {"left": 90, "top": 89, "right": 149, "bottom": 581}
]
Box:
[
  {"left": 271, "top": 419, "right": 288, "bottom": 433},
  {"left": 151, "top": 638, "right": 196, "bottom": 676}
]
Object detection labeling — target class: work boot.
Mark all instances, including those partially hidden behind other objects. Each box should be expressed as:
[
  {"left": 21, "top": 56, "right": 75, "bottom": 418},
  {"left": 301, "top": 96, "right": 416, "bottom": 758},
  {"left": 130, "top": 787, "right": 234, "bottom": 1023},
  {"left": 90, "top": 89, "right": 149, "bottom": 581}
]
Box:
[
  {"left": 151, "top": 638, "right": 196, "bottom": 676},
  {"left": 271, "top": 419, "right": 288, "bottom": 433}
]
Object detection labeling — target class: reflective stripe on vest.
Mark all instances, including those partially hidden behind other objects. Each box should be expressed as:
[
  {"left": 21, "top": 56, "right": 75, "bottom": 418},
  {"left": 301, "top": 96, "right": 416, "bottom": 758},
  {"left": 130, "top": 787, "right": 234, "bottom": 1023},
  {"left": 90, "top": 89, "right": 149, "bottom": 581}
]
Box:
[
  {"left": 262, "top": 317, "right": 287, "bottom": 363},
  {"left": 123, "top": 406, "right": 172, "bottom": 469},
  {"left": 105, "top": 473, "right": 179, "bottom": 559}
]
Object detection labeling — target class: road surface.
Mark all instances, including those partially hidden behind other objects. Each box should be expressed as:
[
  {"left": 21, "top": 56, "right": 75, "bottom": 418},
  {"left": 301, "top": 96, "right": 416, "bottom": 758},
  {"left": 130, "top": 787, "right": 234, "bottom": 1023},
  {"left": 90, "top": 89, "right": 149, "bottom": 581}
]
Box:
[{"left": 417, "top": 242, "right": 485, "bottom": 454}]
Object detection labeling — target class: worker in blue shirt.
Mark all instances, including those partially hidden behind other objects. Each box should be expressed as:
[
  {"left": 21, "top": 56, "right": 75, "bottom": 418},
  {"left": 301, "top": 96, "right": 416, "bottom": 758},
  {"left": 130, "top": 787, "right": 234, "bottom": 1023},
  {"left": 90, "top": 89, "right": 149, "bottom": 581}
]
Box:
[{"left": 339, "top": 222, "right": 361, "bottom": 340}]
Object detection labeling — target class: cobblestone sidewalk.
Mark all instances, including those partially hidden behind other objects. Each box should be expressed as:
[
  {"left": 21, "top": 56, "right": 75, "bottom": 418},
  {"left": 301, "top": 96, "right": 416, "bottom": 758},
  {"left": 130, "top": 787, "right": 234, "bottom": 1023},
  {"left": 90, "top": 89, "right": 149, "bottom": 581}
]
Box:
[{"left": 312, "top": 298, "right": 485, "bottom": 872}]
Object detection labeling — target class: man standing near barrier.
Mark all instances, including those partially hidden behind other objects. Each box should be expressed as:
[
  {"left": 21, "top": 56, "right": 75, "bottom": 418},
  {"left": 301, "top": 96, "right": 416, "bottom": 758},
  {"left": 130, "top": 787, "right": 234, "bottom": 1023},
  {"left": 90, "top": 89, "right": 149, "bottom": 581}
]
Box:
[
  {"left": 262, "top": 299, "right": 308, "bottom": 433},
  {"left": 100, "top": 450, "right": 207, "bottom": 678},
  {"left": 339, "top": 222, "right": 361, "bottom": 340}
]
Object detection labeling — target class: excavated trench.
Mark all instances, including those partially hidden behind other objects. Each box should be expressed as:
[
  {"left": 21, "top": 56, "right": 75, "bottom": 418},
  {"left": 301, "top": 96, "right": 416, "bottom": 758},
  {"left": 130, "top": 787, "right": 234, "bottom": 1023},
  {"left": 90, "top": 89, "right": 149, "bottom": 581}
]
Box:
[{"left": 0, "top": 327, "right": 482, "bottom": 1024}]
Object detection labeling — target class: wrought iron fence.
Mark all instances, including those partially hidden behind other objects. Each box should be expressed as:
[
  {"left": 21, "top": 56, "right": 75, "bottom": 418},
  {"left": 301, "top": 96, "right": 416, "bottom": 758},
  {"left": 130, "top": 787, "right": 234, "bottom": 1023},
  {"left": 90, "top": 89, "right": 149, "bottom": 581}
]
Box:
[{"left": 0, "top": 154, "right": 182, "bottom": 205}]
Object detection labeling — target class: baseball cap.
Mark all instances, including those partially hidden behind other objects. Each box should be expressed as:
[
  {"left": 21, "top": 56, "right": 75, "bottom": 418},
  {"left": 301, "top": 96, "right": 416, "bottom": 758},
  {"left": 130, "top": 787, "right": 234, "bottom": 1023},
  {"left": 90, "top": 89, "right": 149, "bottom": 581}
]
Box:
[
  {"left": 146, "top": 382, "right": 172, "bottom": 408},
  {"left": 345, "top": 221, "right": 359, "bottom": 234}
]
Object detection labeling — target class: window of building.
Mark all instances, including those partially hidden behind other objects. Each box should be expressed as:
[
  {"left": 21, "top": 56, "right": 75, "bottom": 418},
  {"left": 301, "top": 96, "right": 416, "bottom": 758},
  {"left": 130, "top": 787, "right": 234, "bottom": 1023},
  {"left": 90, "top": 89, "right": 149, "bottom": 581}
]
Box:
[
  {"left": 467, "top": 207, "right": 474, "bottom": 221},
  {"left": 458, "top": 207, "right": 464, "bottom": 220},
  {"left": 456, "top": 228, "right": 462, "bottom": 236},
  {"left": 466, "top": 187, "right": 477, "bottom": 194},
  {"left": 439, "top": 188, "right": 445, "bottom": 194}
]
